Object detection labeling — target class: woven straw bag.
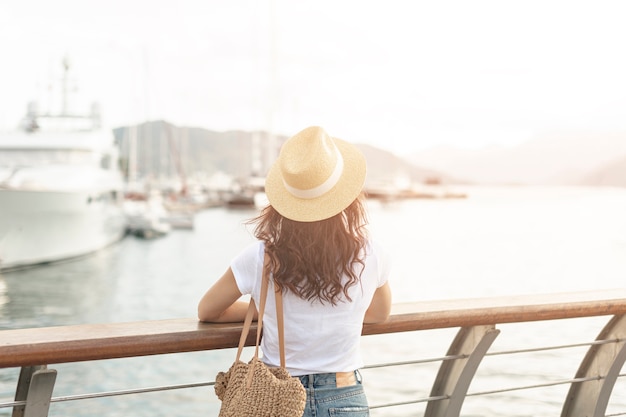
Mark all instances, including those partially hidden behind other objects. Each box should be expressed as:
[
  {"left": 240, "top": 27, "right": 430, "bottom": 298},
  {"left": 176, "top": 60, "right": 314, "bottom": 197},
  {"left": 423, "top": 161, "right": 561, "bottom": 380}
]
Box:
[{"left": 214, "top": 255, "right": 306, "bottom": 417}]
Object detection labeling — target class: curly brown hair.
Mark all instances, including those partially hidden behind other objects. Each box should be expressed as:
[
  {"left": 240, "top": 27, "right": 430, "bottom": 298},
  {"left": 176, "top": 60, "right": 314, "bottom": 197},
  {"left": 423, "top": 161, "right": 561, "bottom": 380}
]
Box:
[{"left": 248, "top": 194, "right": 369, "bottom": 305}]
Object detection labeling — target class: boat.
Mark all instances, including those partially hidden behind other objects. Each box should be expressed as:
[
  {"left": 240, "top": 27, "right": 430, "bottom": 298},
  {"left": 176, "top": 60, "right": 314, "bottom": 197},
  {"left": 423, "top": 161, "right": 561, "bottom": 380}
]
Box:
[
  {"left": 125, "top": 209, "right": 172, "bottom": 239},
  {"left": 124, "top": 190, "right": 172, "bottom": 238},
  {"left": 162, "top": 210, "right": 195, "bottom": 230},
  {"left": 224, "top": 176, "right": 266, "bottom": 209},
  {"left": 0, "top": 58, "right": 126, "bottom": 270},
  {"left": 365, "top": 178, "right": 468, "bottom": 201}
]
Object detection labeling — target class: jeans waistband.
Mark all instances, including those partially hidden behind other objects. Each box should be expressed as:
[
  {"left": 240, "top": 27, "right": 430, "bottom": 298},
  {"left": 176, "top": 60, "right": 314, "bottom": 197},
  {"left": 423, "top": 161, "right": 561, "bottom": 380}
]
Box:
[{"left": 298, "top": 371, "right": 360, "bottom": 388}]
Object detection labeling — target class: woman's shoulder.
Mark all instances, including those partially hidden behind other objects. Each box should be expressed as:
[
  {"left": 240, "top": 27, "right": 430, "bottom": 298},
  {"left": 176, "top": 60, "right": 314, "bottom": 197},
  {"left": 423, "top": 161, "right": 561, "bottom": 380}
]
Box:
[
  {"left": 230, "top": 241, "right": 266, "bottom": 296},
  {"left": 244, "top": 240, "right": 265, "bottom": 255},
  {"left": 365, "top": 238, "right": 388, "bottom": 257},
  {"left": 233, "top": 240, "right": 265, "bottom": 263}
]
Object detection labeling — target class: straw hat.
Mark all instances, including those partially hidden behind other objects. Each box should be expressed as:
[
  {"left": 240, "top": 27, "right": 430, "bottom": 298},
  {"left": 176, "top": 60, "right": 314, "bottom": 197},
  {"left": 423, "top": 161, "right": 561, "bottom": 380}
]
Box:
[{"left": 265, "top": 126, "right": 366, "bottom": 222}]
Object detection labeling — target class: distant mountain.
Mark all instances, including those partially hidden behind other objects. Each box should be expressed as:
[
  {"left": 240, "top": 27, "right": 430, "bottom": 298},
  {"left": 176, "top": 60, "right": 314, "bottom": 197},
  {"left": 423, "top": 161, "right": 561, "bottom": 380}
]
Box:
[
  {"left": 356, "top": 144, "right": 466, "bottom": 186},
  {"left": 113, "top": 120, "right": 287, "bottom": 182},
  {"left": 579, "top": 155, "right": 626, "bottom": 187},
  {"left": 407, "top": 131, "right": 626, "bottom": 186},
  {"left": 113, "top": 120, "right": 462, "bottom": 187}
]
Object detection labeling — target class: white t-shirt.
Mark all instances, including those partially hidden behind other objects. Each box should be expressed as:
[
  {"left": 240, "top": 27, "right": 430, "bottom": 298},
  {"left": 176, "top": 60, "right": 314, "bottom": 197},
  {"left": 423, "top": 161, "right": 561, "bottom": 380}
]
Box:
[{"left": 231, "top": 240, "right": 390, "bottom": 376}]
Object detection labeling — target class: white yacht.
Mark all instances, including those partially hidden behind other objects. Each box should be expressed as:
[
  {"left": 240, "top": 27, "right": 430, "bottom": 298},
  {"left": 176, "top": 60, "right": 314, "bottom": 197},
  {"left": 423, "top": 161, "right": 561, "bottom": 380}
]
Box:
[{"left": 0, "top": 61, "right": 126, "bottom": 270}]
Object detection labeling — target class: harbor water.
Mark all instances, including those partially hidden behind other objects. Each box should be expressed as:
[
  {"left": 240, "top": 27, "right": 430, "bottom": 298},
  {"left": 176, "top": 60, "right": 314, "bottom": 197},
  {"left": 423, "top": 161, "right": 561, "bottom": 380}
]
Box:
[{"left": 2, "top": 185, "right": 626, "bottom": 416}]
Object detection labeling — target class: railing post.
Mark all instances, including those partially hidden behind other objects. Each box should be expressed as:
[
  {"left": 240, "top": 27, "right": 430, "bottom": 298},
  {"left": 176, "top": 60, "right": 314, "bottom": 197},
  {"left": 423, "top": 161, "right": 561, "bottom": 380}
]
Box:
[
  {"left": 12, "top": 366, "right": 57, "bottom": 417},
  {"left": 424, "top": 325, "right": 500, "bottom": 417},
  {"left": 561, "top": 314, "right": 626, "bottom": 417}
]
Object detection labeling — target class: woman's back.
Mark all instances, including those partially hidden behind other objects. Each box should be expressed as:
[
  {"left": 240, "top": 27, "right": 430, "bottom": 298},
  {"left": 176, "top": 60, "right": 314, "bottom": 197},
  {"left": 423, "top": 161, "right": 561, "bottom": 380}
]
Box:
[{"left": 231, "top": 240, "right": 390, "bottom": 376}]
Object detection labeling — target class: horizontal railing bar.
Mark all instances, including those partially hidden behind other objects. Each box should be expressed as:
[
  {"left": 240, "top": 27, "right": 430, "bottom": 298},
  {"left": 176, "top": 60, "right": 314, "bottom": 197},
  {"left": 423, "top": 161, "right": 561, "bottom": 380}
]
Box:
[
  {"left": 1, "top": 350, "right": 624, "bottom": 412},
  {"left": 1, "top": 290, "right": 625, "bottom": 416},
  {"left": 368, "top": 375, "right": 620, "bottom": 411},
  {"left": 369, "top": 394, "right": 449, "bottom": 409},
  {"left": 3, "top": 360, "right": 619, "bottom": 410},
  {"left": 0, "top": 400, "right": 25, "bottom": 409},
  {"left": 2, "top": 289, "right": 626, "bottom": 368},
  {"left": 0, "top": 380, "right": 215, "bottom": 409},
  {"left": 4, "top": 356, "right": 620, "bottom": 410},
  {"left": 363, "top": 354, "right": 468, "bottom": 369},
  {"left": 486, "top": 338, "right": 620, "bottom": 357},
  {"left": 50, "top": 381, "right": 215, "bottom": 403},
  {"left": 371, "top": 289, "right": 626, "bottom": 336},
  {"left": 466, "top": 375, "right": 604, "bottom": 397},
  {"left": 362, "top": 339, "right": 621, "bottom": 370}
]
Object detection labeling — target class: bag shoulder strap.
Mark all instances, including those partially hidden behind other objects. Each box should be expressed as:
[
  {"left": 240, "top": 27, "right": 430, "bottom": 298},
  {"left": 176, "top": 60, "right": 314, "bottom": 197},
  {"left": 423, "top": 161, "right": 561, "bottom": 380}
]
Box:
[
  {"left": 234, "top": 298, "right": 256, "bottom": 362},
  {"left": 274, "top": 276, "right": 286, "bottom": 368},
  {"left": 234, "top": 251, "right": 287, "bottom": 368}
]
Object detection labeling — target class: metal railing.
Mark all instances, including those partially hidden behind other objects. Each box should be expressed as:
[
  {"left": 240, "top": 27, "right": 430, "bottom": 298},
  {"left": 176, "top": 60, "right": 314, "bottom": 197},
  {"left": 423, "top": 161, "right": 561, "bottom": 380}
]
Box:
[{"left": 1, "top": 288, "right": 626, "bottom": 417}]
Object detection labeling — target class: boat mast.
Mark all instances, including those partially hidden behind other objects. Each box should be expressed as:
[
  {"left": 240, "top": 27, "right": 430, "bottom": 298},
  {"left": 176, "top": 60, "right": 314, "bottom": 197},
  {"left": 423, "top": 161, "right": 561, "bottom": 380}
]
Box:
[
  {"left": 61, "top": 56, "right": 70, "bottom": 116},
  {"left": 266, "top": 0, "right": 277, "bottom": 174}
]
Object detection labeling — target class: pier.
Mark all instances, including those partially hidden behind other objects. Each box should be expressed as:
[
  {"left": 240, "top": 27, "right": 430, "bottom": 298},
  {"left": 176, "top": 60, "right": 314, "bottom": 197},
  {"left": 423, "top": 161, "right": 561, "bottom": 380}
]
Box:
[{"left": 1, "top": 289, "right": 626, "bottom": 417}]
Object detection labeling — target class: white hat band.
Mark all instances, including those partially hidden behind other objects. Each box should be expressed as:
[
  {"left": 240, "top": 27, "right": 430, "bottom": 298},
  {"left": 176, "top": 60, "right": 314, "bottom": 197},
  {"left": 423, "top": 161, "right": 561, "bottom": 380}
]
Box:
[{"left": 282, "top": 151, "right": 344, "bottom": 200}]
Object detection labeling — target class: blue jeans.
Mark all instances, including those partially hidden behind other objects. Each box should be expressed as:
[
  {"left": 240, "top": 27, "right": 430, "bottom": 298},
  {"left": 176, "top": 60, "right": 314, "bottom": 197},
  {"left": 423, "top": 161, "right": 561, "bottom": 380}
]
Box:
[{"left": 298, "top": 371, "right": 369, "bottom": 417}]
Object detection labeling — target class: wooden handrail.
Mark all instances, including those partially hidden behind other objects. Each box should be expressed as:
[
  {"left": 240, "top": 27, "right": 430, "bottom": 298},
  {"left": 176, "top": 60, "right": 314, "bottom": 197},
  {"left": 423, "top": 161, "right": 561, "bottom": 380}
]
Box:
[{"left": 1, "top": 289, "right": 626, "bottom": 368}]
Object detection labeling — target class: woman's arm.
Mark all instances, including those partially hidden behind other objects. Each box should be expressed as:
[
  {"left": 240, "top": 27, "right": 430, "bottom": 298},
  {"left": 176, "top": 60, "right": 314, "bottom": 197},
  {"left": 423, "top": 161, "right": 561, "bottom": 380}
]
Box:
[
  {"left": 364, "top": 281, "right": 392, "bottom": 323},
  {"left": 197, "top": 267, "right": 256, "bottom": 322}
]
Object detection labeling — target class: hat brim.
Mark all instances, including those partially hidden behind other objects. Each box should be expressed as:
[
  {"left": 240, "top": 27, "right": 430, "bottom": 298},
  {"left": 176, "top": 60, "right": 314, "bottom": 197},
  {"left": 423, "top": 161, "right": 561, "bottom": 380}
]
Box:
[{"left": 265, "top": 138, "right": 366, "bottom": 222}]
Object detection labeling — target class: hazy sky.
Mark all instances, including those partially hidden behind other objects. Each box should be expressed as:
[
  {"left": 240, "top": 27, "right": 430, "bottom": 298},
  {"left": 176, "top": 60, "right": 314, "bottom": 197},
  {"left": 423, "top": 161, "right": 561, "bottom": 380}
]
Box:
[{"left": 1, "top": 0, "right": 625, "bottom": 154}]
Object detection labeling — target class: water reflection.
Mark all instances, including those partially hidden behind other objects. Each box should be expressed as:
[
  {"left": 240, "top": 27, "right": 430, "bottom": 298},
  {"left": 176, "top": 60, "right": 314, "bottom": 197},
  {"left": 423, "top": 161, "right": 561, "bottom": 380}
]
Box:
[
  {"left": 0, "top": 243, "right": 124, "bottom": 329},
  {"left": 0, "top": 207, "right": 259, "bottom": 331},
  {"left": 0, "top": 278, "right": 8, "bottom": 311}
]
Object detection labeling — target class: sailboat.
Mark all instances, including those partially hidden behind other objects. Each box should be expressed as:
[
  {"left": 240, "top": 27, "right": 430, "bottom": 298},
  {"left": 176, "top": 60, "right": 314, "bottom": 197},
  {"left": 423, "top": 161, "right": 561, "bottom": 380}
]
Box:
[{"left": 224, "top": 131, "right": 269, "bottom": 209}]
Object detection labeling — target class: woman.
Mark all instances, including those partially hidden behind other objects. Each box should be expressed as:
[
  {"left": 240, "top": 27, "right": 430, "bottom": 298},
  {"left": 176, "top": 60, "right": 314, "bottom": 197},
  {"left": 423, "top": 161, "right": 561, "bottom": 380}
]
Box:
[{"left": 198, "top": 126, "right": 392, "bottom": 416}]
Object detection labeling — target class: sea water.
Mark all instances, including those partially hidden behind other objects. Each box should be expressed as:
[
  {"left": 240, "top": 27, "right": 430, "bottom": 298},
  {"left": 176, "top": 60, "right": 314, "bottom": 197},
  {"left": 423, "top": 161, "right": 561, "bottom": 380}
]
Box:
[{"left": 1, "top": 185, "right": 626, "bottom": 416}]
